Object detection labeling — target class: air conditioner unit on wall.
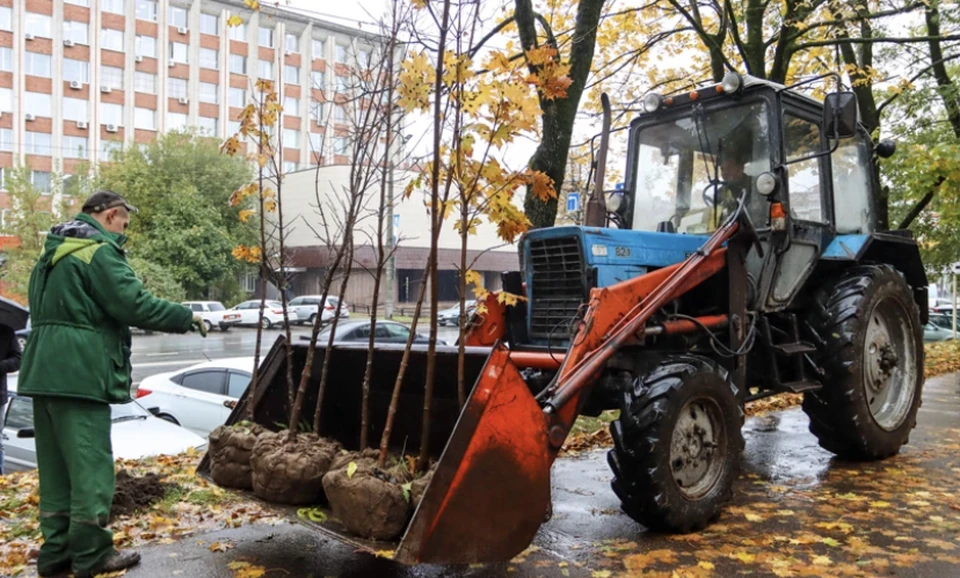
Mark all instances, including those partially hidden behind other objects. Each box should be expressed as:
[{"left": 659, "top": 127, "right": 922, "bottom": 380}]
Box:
[
  {"left": 178, "top": 97, "right": 188, "bottom": 105},
  {"left": 69, "top": 80, "right": 82, "bottom": 89},
  {"left": 100, "top": 85, "right": 112, "bottom": 93},
  {"left": 77, "top": 120, "right": 89, "bottom": 129},
  {"left": 168, "top": 59, "right": 176, "bottom": 68},
  {"left": 64, "top": 39, "right": 75, "bottom": 47},
  {"left": 177, "top": 26, "right": 188, "bottom": 35},
  {"left": 105, "top": 124, "right": 118, "bottom": 133},
  {"left": 25, "top": 113, "right": 36, "bottom": 121},
  {"left": 135, "top": 55, "right": 143, "bottom": 63},
  {"left": 25, "top": 33, "right": 34, "bottom": 41}
]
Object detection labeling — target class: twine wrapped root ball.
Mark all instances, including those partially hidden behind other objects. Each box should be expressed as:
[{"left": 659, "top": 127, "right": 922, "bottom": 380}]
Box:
[
  {"left": 207, "top": 423, "right": 265, "bottom": 490},
  {"left": 322, "top": 465, "right": 412, "bottom": 541},
  {"left": 250, "top": 431, "right": 340, "bottom": 505}
]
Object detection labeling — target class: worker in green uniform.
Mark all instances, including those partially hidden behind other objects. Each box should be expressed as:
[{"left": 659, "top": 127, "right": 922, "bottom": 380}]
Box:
[{"left": 18, "top": 191, "right": 205, "bottom": 578}]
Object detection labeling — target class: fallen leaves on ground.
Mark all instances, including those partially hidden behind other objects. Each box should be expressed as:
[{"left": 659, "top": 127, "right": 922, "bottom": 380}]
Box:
[
  {"left": 924, "top": 340, "right": 960, "bottom": 377},
  {"left": 0, "top": 452, "right": 283, "bottom": 577},
  {"left": 227, "top": 560, "right": 266, "bottom": 578}
]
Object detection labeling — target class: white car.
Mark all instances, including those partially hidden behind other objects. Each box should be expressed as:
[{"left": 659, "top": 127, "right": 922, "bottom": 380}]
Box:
[
  {"left": 2, "top": 378, "right": 206, "bottom": 473},
  {"left": 288, "top": 295, "right": 350, "bottom": 325},
  {"left": 182, "top": 301, "right": 242, "bottom": 332},
  {"left": 134, "top": 357, "right": 256, "bottom": 438},
  {"left": 228, "top": 300, "right": 289, "bottom": 329}
]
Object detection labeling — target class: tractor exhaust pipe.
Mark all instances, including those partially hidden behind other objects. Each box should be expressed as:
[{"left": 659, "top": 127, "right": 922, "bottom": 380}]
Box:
[{"left": 584, "top": 93, "right": 611, "bottom": 227}]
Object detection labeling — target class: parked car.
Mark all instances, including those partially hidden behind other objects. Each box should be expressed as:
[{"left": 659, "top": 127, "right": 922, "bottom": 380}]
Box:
[
  {"left": 929, "top": 312, "right": 954, "bottom": 330},
  {"left": 924, "top": 321, "right": 954, "bottom": 342},
  {"left": 2, "top": 377, "right": 206, "bottom": 473},
  {"left": 300, "top": 320, "right": 444, "bottom": 346},
  {"left": 227, "top": 300, "right": 289, "bottom": 329},
  {"left": 15, "top": 317, "right": 30, "bottom": 351},
  {"left": 288, "top": 295, "right": 350, "bottom": 325},
  {"left": 437, "top": 303, "right": 477, "bottom": 326},
  {"left": 182, "top": 301, "right": 242, "bottom": 332},
  {"left": 135, "top": 357, "right": 255, "bottom": 437}
]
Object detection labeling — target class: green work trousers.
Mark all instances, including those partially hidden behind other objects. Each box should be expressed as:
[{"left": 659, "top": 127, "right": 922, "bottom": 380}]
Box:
[{"left": 33, "top": 395, "right": 115, "bottom": 575}]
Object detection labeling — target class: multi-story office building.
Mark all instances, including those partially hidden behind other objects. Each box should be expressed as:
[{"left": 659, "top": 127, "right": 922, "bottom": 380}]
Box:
[{"left": 0, "top": 0, "right": 375, "bottom": 209}]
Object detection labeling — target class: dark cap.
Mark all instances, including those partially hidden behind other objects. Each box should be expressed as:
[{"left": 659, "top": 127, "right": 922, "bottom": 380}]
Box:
[{"left": 81, "top": 190, "right": 139, "bottom": 214}]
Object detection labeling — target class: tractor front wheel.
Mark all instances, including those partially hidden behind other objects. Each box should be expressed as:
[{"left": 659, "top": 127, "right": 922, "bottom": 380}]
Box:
[
  {"left": 804, "top": 265, "right": 923, "bottom": 460},
  {"left": 608, "top": 355, "right": 744, "bottom": 533}
]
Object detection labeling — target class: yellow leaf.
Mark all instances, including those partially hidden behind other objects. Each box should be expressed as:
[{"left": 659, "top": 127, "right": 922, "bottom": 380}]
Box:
[
  {"left": 226, "top": 15, "right": 244, "bottom": 27},
  {"left": 870, "top": 500, "right": 891, "bottom": 508},
  {"left": 812, "top": 555, "right": 832, "bottom": 566},
  {"left": 464, "top": 270, "right": 483, "bottom": 288},
  {"left": 374, "top": 550, "right": 395, "bottom": 559},
  {"left": 822, "top": 537, "right": 841, "bottom": 547},
  {"left": 698, "top": 561, "right": 715, "bottom": 570},
  {"left": 238, "top": 209, "right": 255, "bottom": 223},
  {"left": 744, "top": 513, "right": 763, "bottom": 522},
  {"left": 347, "top": 462, "right": 358, "bottom": 479},
  {"left": 227, "top": 561, "right": 266, "bottom": 578},
  {"left": 732, "top": 552, "right": 756, "bottom": 563},
  {"left": 208, "top": 541, "right": 234, "bottom": 553},
  {"left": 591, "top": 572, "right": 613, "bottom": 578}
]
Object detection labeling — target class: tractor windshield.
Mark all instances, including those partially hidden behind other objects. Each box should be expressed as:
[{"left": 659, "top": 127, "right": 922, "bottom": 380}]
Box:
[{"left": 630, "top": 101, "right": 772, "bottom": 234}]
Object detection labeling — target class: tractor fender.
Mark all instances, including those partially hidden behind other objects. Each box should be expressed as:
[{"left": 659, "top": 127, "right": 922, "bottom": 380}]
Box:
[{"left": 820, "top": 232, "right": 928, "bottom": 322}]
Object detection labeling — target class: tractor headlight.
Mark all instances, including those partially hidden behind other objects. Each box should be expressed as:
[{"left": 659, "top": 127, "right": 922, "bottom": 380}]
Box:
[
  {"left": 642, "top": 93, "right": 663, "bottom": 113},
  {"left": 720, "top": 72, "right": 743, "bottom": 94},
  {"left": 606, "top": 192, "right": 624, "bottom": 213},
  {"left": 756, "top": 172, "right": 778, "bottom": 196}
]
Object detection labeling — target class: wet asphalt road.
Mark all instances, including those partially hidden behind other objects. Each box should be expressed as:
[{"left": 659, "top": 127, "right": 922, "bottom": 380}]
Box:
[
  {"left": 129, "top": 325, "right": 461, "bottom": 386},
  {"left": 102, "top": 372, "right": 960, "bottom": 578}
]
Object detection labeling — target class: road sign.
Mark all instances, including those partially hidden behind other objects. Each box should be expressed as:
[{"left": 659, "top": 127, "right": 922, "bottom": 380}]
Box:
[
  {"left": 952, "top": 262, "right": 960, "bottom": 275},
  {"left": 567, "top": 192, "right": 580, "bottom": 213},
  {"left": 615, "top": 182, "right": 624, "bottom": 191}
]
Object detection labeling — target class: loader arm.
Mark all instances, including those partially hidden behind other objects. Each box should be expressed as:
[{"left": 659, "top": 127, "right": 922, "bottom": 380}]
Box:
[{"left": 395, "top": 212, "right": 745, "bottom": 565}]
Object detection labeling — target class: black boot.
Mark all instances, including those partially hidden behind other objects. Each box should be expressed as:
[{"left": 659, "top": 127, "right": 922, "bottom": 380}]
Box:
[{"left": 74, "top": 549, "right": 141, "bottom": 578}]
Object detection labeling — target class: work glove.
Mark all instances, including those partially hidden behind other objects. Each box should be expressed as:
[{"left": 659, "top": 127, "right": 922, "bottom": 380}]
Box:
[{"left": 191, "top": 314, "right": 208, "bottom": 337}]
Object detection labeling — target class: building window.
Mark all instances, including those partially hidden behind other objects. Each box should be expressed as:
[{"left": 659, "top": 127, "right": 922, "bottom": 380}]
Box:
[
  {"left": 101, "top": 29, "right": 124, "bottom": 52},
  {"left": 32, "top": 171, "right": 52, "bottom": 193},
  {"left": 200, "top": 47, "right": 218, "bottom": 69},
  {"left": 258, "top": 26, "right": 274, "bottom": 47},
  {"left": 0, "top": 129, "right": 12, "bottom": 152},
  {"left": 284, "top": 96, "right": 300, "bottom": 115},
  {"left": 334, "top": 75, "right": 348, "bottom": 93},
  {"left": 63, "top": 136, "right": 89, "bottom": 159},
  {"left": 0, "top": 88, "right": 11, "bottom": 112},
  {"left": 100, "top": 139, "right": 123, "bottom": 159},
  {"left": 310, "top": 101, "right": 325, "bottom": 123},
  {"left": 167, "top": 77, "right": 188, "bottom": 99},
  {"left": 312, "top": 38, "right": 325, "bottom": 59},
  {"left": 25, "top": 133, "right": 53, "bottom": 157},
  {"left": 229, "top": 54, "right": 246, "bottom": 75},
  {"left": 26, "top": 13, "right": 53, "bottom": 38},
  {"left": 228, "top": 87, "right": 246, "bottom": 107},
  {"left": 309, "top": 132, "right": 324, "bottom": 154},
  {"left": 0, "top": 6, "right": 11, "bottom": 31},
  {"left": 200, "top": 13, "right": 219, "bottom": 35},
  {"left": 25, "top": 92, "right": 52, "bottom": 117},
  {"left": 358, "top": 49, "right": 372, "bottom": 68},
  {"left": 335, "top": 105, "right": 348, "bottom": 122},
  {"left": 100, "top": 102, "right": 124, "bottom": 126},
  {"left": 198, "top": 116, "right": 218, "bottom": 135},
  {"left": 240, "top": 272, "right": 257, "bottom": 292},
  {"left": 65, "top": 0, "right": 89, "bottom": 6},
  {"left": 169, "top": 6, "right": 188, "bottom": 28},
  {"left": 282, "top": 129, "right": 300, "bottom": 148},
  {"left": 167, "top": 112, "right": 188, "bottom": 131},
  {"left": 311, "top": 71, "right": 324, "bottom": 90},
  {"left": 63, "top": 21, "right": 89, "bottom": 45},
  {"left": 0, "top": 48, "right": 11, "bottom": 72},
  {"left": 285, "top": 33, "right": 299, "bottom": 53},
  {"left": 282, "top": 161, "right": 298, "bottom": 173},
  {"left": 335, "top": 44, "right": 347, "bottom": 64},
  {"left": 101, "top": 66, "right": 124, "bottom": 90},
  {"left": 334, "top": 136, "right": 349, "bottom": 155},
  {"left": 284, "top": 64, "right": 299, "bottom": 84},
  {"left": 227, "top": 120, "right": 241, "bottom": 135},
  {"left": 134, "top": 107, "right": 156, "bottom": 130},
  {"left": 169, "top": 42, "right": 189, "bottom": 63},
  {"left": 199, "top": 82, "right": 218, "bottom": 104},
  {"left": 101, "top": 0, "right": 124, "bottom": 14},
  {"left": 136, "top": 0, "right": 158, "bottom": 22},
  {"left": 25, "top": 52, "right": 52, "bottom": 78},
  {"left": 258, "top": 59, "right": 274, "bottom": 79},
  {"left": 64, "top": 59, "right": 89, "bottom": 83},
  {"left": 136, "top": 35, "right": 157, "bottom": 58},
  {"left": 134, "top": 71, "right": 157, "bottom": 94},
  {"left": 228, "top": 21, "right": 247, "bottom": 41},
  {"left": 63, "top": 97, "right": 89, "bottom": 122}
]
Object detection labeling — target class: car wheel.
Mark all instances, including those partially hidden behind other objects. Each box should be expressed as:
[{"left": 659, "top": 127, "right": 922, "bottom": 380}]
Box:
[
  {"left": 309, "top": 313, "right": 318, "bottom": 325},
  {"left": 204, "top": 320, "right": 213, "bottom": 333},
  {"left": 260, "top": 317, "right": 273, "bottom": 330},
  {"left": 220, "top": 324, "right": 231, "bottom": 332},
  {"left": 157, "top": 414, "right": 180, "bottom": 426}
]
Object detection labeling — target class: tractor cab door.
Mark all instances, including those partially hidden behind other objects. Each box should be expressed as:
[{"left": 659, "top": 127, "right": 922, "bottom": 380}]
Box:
[{"left": 746, "top": 94, "right": 832, "bottom": 311}]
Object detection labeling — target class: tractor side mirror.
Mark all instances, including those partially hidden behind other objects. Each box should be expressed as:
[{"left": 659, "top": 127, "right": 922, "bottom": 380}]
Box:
[
  {"left": 823, "top": 92, "right": 858, "bottom": 139},
  {"left": 876, "top": 139, "right": 897, "bottom": 159}
]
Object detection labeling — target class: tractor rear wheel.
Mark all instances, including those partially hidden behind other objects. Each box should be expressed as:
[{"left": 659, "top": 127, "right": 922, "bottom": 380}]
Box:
[
  {"left": 608, "top": 355, "right": 744, "bottom": 533},
  {"left": 804, "top": 265, "right": 923, "bottom": 460}
]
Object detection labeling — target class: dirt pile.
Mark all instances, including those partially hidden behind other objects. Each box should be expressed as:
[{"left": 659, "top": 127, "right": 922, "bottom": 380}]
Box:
[
  {"left": 111, "top": 470, "right": 169, "bottom": 519},
  {"left": 207, "top": 423, "right": 265, "bottom": 490},
  {"left": 250, "top": 432, "right": 340, "bottom": 504}
]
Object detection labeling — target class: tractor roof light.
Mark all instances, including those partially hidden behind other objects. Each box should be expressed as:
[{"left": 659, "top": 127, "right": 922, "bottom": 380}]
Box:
[
  {"left": 606, "top": 191, "right": 624, "bottom": 213},
  {"left": 720, "top": 72, "right": 743, "bottom": 94},
  {"left": 756, "top": 172, "right": 778, "bottom": 196},
  {"left": 643, "top": 93, "right": 663, "bottom": 113}
]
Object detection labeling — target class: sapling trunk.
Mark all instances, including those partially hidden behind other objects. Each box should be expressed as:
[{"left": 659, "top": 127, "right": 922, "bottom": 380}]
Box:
[
  {"left": 312, "top": 238, "right": 355, "bottom": 434},
  {"left": 247, "top": 88, "right": 271, "bottom": 422}
]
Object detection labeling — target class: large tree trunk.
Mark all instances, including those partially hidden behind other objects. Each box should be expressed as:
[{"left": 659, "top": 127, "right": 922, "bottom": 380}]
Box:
[
  {"left": 516, "top": 0, "right": 605, "bottom": 229},
  {"left": 925, "top": 0, "right": 960, "bottom": 139}
]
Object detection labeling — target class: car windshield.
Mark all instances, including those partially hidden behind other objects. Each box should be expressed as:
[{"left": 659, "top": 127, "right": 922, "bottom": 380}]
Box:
[
  {"left": 209, "top": 303, "right": 225, "bottom": 311},
  {"left": 631, "top": 101, "right": 771, "bottom": 235},
  {"left": 110, "top": 401, "right": 151, "bottom": 421}
]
